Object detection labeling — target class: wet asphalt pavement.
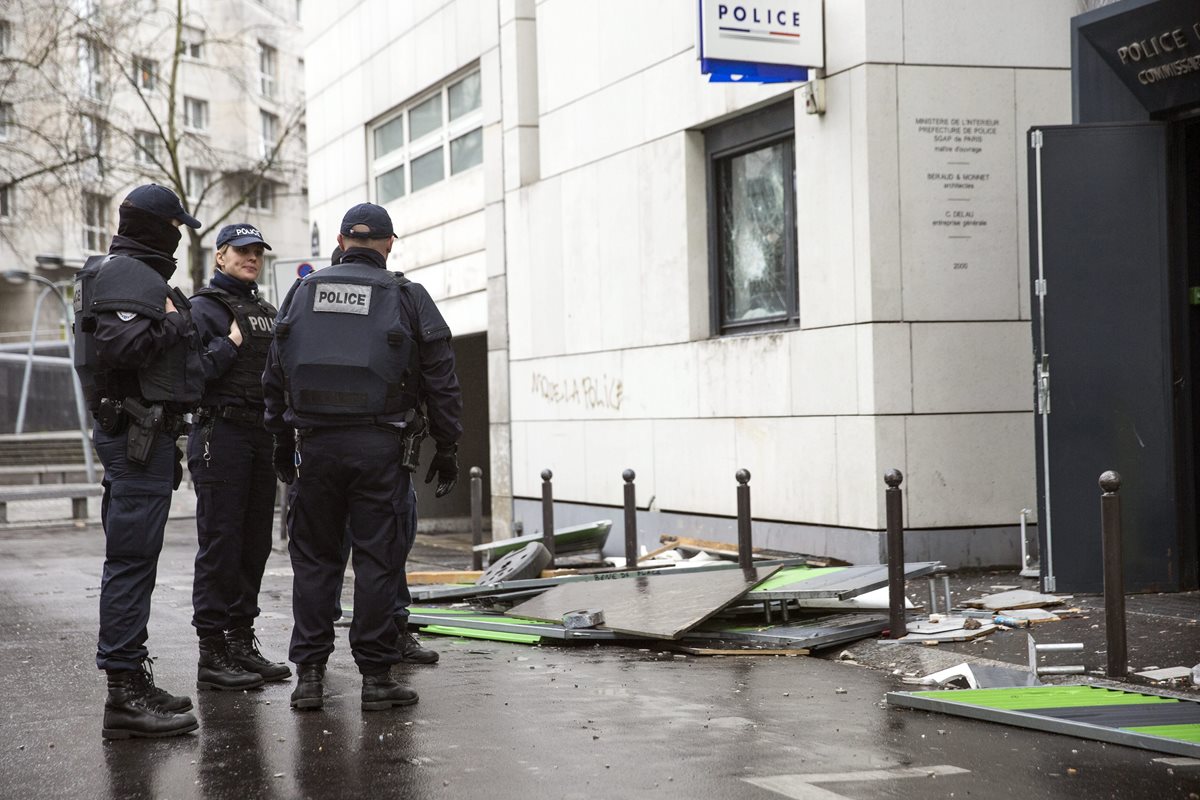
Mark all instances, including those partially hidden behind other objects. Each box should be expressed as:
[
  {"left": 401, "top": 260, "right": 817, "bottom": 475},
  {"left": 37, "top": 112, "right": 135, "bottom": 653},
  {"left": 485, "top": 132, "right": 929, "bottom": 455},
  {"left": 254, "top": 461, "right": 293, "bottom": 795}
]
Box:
[{"left": 1, "top": 520, "right": 1198, "bottom": 800}]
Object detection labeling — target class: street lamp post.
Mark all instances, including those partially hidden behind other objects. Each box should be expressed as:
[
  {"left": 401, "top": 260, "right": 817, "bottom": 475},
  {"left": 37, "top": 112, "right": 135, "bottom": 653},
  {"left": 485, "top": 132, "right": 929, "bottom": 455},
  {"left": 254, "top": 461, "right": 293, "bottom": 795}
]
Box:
[{"left": 4, "top": 269, "right": 96, "bottom": 483}]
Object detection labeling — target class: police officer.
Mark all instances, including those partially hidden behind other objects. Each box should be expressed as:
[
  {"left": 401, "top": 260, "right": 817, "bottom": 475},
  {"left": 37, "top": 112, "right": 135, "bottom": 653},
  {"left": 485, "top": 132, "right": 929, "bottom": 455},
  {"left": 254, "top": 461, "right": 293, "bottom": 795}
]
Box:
[
  {"left": 264, "top": 203, "right": 462, "bottom": 712},
  {"left": 74, "top": 184, "right": 204, "bottom": 739},
  {"left": 187, "top": 223, "right": 290, "bottom": 691}
]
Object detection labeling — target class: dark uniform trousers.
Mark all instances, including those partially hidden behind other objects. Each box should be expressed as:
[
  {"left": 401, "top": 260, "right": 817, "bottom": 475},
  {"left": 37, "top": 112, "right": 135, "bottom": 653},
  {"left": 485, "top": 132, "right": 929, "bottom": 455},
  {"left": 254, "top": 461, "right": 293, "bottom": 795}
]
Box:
[
  {"left": 94, "top": 426, "right": 176, "bottom": 671},
  {"left": 288, "top": 427, "right": 414, "bottom": 673},
  {"left": 187, "top": 417, "right": 276, "bottom": 637}
]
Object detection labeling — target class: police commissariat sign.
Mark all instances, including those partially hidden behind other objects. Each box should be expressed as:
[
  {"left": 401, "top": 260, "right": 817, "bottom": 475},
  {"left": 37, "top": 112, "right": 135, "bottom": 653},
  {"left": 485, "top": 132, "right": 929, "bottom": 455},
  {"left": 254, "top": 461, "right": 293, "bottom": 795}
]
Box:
[
  {"left": 697, "top": 0, "right": 824, "bottom": 70},
  {"left": 1079, "top": 0, "right": 1200, "bottom": 114}
]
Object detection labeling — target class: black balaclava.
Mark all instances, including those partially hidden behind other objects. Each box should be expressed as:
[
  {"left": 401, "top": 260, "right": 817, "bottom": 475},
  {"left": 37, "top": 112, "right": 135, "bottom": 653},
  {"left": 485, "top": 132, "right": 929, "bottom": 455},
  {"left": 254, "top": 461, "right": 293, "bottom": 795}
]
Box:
[{"left": 117, "top": 204, "right": 182, "bottom": 259}]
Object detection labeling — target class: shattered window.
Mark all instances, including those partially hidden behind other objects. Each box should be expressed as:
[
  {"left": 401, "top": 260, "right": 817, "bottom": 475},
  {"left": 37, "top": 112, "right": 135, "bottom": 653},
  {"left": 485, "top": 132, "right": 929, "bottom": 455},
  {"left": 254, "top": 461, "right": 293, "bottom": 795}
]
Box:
[
  {"left": 707, "top": 99, "right": 797, "bottom": 335},
  {"left": 718, "top": 142, "right": 789, "bottom": 326}
]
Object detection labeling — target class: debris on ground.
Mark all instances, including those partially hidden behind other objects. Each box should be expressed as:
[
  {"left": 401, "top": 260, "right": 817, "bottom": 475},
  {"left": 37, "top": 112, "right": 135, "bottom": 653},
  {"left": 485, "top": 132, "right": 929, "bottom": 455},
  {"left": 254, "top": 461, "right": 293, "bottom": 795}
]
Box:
[
  {"left": 1135, "top": 666, "right": 1194, "bottom": 682},
  {"left": 962, "top": 589, "right": 1070, "bottom": 611},
  {"left": 407, "top": 535, "right": 942, "bottom": 657}
]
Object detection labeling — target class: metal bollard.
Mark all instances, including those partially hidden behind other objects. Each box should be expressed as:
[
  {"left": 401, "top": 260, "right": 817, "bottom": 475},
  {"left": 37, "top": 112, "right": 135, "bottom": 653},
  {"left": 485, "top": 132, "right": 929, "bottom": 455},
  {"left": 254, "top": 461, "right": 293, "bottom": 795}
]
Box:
[
  {"left": 541, "top": 469, "right": 555, "bottom": 567},
  {"left": 885, "top": 469, "right": 906, "bottom": 639},
  {"left": 623, "top": 469, "right": 638, "bottom": 571},
  {"left": 736, "top": 469, "right": 753, "bottom": 571},
  {"left": 1100, "top": 470, "right": 1127, "bottom": 679},
  {"left": 470, "top": 467, "right": 483, "bottom": 571}
]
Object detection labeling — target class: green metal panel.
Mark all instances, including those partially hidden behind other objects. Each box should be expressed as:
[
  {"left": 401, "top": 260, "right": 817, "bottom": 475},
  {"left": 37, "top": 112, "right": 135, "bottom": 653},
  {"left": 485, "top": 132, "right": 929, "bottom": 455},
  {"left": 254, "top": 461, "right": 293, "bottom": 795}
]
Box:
[
  {"left": 1124, "top": 724, "right": 1200, "bottom": 744},
  {"left": 418, "top": 624, "right": 542, "bottom": 644},
  {"left": 910, "top": 686, "right": 1178, "bottom": 711},
  {"left": 752, "top": 566, "right": 846, "bottom": 592},
  {"left": 891, "top": 685, "right": 1200, "bottom": 758}
]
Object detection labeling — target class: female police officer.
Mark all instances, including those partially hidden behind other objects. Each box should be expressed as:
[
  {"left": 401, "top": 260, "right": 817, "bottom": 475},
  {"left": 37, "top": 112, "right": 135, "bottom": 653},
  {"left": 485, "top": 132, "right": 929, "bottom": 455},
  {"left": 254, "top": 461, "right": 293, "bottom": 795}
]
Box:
[{"left": 187, "top": 223, "right": 290, "bottom": 690}]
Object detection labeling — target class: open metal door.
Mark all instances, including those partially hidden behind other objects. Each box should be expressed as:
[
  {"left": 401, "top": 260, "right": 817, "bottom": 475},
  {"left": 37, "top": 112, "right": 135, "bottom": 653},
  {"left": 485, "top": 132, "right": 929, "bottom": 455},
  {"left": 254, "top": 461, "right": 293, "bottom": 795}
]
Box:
[{"left": 1029, "top": 122, "right": 1178, "bottom": 594}]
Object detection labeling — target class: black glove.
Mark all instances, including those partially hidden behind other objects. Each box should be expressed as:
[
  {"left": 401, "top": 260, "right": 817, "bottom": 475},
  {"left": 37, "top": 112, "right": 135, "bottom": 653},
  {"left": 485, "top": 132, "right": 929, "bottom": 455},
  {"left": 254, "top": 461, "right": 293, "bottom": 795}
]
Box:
[
  {"left": 424, "top": 444, "right": 458, "bottom": 498},
  {"left": 273, "top": 433, "right": 296, "bottom": 485},
  {"left": 172, "top": 445, "right": 184, "bottom": 491}
]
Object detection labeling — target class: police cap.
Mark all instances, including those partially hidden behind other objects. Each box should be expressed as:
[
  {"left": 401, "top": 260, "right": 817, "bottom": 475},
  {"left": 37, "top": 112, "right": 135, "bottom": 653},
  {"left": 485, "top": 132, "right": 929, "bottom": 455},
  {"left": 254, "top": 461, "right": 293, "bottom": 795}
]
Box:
[
  {"left": 216, "top": 223, "right": 272, "bottom": 250},
  {"left": 340, "top": 203, "right": 395, "bottom": 239}
]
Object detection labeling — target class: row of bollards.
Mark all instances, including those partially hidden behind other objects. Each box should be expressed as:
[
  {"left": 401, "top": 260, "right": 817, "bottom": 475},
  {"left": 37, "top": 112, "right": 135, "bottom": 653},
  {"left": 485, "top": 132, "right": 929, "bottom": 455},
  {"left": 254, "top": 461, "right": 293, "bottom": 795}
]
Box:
[
  {"left": 535, "top": 468, "right": 761, "bottom": 572},
  {"left": 525, "top": 463, "right": 1130, "bottom": 679}
]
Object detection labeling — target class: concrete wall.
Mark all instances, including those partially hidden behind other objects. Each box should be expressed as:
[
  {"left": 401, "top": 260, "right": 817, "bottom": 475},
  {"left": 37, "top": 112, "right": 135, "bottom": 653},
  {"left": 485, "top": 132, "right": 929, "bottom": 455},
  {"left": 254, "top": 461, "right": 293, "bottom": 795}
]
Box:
[{"left": 504, "top": 0, "right": 1075, "bottom": 564}]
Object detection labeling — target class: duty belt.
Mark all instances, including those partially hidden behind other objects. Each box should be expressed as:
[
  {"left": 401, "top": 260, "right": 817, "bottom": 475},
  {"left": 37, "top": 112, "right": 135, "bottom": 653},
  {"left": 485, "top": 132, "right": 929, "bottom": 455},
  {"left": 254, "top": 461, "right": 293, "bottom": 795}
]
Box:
[
  {"left": 201, "top": 405, "right": 265, "bottom": 427},
  {"left": 95, "top": 398, "right": 187, "bottom": 436},
  {"left": 160, "top": 412, "right": 187, "bottom": 436}
]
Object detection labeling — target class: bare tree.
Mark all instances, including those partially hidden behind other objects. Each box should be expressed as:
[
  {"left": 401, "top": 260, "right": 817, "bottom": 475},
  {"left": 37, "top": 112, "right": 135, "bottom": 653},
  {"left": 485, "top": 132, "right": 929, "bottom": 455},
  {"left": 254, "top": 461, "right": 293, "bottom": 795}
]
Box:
[{"left": 0, "top": 0, "right": 306, "bottom": 289}]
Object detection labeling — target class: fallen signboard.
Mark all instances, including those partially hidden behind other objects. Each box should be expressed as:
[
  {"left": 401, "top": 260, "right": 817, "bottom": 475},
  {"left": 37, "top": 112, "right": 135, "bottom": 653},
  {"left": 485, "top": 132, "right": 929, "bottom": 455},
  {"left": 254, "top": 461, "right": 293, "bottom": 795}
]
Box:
[{"left": 888, "top": 685, "right": 1200, "bottom": 758}]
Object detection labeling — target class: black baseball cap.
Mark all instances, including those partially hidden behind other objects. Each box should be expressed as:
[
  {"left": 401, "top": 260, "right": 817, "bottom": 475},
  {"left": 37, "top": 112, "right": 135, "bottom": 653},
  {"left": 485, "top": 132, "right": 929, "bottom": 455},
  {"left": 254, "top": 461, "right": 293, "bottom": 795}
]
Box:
[
  {"left": 216, "top": 223, "right": 272, "bottom": 250},
  {"left": 122, "top": 183, "right": 201, "bottom": 228},
  {"left": 340, "top": 203, "right": 395, "bottom": 239}
]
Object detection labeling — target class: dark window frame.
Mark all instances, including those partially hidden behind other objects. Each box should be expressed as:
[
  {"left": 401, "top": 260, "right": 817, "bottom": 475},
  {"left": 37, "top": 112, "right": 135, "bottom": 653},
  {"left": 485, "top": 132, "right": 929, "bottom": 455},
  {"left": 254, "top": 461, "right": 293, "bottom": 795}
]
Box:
[{"left": 705, "top": 99, "right": 798, "bottom": 336}]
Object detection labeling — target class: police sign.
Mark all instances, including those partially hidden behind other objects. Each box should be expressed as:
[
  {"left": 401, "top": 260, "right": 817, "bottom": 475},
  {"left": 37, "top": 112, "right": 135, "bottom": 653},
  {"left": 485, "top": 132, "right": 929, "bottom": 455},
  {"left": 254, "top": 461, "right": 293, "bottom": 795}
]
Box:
[
  {"left": 698, "top": 0, "right": 824, "bottom": 70},
  {"left": 313, "top": 283, "right": 372, "bottom": 315}
]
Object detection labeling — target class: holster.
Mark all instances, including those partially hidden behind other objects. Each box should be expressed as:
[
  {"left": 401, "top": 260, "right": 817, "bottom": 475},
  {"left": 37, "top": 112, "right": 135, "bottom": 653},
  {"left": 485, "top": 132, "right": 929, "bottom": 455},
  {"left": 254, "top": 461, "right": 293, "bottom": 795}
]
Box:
[
  {"left": 399, "top": 409, "right": 427, "bottom": 473},
  {"left": 123, "top": 397, "right": 164, "bottom": 467}
]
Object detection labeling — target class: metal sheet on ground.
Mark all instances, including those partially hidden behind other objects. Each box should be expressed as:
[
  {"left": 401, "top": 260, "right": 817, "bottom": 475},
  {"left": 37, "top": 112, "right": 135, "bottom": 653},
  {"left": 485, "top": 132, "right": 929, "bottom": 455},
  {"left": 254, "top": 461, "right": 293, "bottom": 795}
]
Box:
[
  {"left": 747, "top": 562, "right": 943, "bottom": 600},
  {"left": 411, "top": 557, "right": 813, "bottom": 602},
  {"left": 888, "top": 685, "right": 1200, "bottom": 758},
  {"left": 408, "top": 607, "right": 622, "bottom": 641},
  {"left": 687, "top": 614, "right": 888, "bottom": 650},
  {"left": 472, "top": 520, "right": 613, "bottom": 557},
  {"left": 505, "top": 565, "right": 780, "bottom": 639}
]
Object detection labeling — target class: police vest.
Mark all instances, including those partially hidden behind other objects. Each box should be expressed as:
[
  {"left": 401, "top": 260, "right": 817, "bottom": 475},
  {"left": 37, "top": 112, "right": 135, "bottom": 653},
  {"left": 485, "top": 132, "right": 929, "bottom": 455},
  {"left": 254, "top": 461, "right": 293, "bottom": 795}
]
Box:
[
  {"left": 193, "top": 284, "right": 276, "bottom": 407},
  {"left": 73, "top": 254, "right": 205, "bottom": 409},
  {"left": 274, "top": 262, "right": 418, "bottom": 418}
]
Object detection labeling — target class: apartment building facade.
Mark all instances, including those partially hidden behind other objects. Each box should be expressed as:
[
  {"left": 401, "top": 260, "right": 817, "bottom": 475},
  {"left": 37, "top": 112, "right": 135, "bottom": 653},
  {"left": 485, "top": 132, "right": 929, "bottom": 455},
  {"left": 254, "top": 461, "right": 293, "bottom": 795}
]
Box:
[{"left": 0, "top": 0, "right": 310, "bottom": 347}]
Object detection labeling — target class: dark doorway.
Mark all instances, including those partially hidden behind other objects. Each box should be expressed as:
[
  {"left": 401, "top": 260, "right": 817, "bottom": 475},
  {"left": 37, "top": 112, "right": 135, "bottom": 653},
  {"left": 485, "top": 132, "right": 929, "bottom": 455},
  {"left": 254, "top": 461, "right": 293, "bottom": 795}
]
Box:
[
  {"left": 1177, "top": 117, "right": 1200, "bottom": 591},
  {"left": 413, "top": 332, "right": 490, "bottom": 529}
]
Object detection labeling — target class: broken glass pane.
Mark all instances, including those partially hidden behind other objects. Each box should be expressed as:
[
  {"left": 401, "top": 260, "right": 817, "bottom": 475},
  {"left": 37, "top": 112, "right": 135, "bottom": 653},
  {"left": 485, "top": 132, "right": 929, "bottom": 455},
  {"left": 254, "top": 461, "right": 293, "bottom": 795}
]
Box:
[{"left": 719, "top": 142, "right": 787, "bottom": 325}]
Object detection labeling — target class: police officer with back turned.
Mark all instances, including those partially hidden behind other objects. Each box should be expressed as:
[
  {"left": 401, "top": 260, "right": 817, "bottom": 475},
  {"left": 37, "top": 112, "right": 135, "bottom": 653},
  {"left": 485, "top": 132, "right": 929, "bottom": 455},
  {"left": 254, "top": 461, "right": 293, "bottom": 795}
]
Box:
[
  {"left": 187, "top": 223, "right": 290, "bottom": 691},
  {"left": 73, "top": 184, "right": 204, "bottom": 739},
  {"left": 264, "top": 202, "right": 462, "bottom": 712}
]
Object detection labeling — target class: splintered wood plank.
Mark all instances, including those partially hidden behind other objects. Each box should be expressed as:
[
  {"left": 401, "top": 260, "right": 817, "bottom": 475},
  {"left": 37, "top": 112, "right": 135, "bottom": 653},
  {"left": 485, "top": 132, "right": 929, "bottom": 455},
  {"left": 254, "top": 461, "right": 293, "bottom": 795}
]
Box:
[{"left": 505, "top": 565, "right": 780, "bottom": 640}]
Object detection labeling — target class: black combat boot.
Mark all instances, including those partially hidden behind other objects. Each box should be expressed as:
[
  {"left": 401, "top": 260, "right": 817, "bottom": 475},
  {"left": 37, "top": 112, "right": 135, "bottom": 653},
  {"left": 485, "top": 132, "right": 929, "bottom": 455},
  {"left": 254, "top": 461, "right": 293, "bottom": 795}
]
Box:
[
  {"left": 398, "top": 623, "right": 439, "bottom": 664},
  {"left": 102, "top": 666, "right": 199, "bottom": 740},
  {"left": 361, "top": 669, "right": 418, "bottom": 711},
  {"left": 197, "top": 634, "right": 265, "bottom": 691},
  {"left": 226, "top": 627, "right": 292, "bottom": 682},
  {"left": 141, "top": 656, "right": 193, "bottom": 713},
  {"left": 290, "top": 663, "right": 325, "bottom": 710}
]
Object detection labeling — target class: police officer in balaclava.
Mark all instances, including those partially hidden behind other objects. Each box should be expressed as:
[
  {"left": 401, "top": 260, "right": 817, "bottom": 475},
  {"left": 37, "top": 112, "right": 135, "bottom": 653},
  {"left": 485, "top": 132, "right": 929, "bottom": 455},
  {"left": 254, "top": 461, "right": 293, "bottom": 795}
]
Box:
[{"left": 74, "top": 183, "right": 206, "bottom": 739}]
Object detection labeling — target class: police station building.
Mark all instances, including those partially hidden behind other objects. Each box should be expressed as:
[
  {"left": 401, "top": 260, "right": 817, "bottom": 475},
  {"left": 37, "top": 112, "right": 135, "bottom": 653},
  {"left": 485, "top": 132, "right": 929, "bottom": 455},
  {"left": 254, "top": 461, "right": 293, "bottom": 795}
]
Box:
[{"left": 304, "top": 0, "right": 1086, "bottom": 571}]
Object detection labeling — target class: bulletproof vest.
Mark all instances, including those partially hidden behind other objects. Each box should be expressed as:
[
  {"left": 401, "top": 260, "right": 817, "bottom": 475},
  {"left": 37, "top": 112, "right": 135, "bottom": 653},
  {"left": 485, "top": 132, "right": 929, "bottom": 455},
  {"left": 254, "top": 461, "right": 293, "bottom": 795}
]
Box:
[
  {"left": 74, "top": 254, "right": 205, "bottom": 408},
  {"left": 193, "top": 284, "right": 276, "bottom": 407},
  {"left": 73, "top": 254, "right": 113, "bottom": 408},
  {"left": 274, "top": 262, "right": 418, "bottom": 418}
]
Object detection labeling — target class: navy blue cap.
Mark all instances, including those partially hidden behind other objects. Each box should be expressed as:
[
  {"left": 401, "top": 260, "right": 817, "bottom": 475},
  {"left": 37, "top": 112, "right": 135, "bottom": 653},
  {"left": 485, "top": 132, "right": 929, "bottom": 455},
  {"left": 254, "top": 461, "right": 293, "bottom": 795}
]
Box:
[
  {"left": 216, "top": 223, "right": 272, "bottom": 250},
  {"left": 340, "top": 203, "right": 395, "bottom": 239},
  {"left": 122, "top": 183, "right": 201, "bottom": 228}
]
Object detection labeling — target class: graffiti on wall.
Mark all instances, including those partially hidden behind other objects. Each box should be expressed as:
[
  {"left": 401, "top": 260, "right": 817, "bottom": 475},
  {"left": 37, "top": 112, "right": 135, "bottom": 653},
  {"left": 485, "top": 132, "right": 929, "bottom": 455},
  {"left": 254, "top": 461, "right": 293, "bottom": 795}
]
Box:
[{"left": 531, "top": 372, "right": 624, "bottom": 412}]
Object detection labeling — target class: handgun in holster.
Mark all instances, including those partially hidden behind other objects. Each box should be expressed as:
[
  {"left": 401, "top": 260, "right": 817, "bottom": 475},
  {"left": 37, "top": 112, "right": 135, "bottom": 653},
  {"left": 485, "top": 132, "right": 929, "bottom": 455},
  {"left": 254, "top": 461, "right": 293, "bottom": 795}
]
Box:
[
  {"left": 123, "top": 397, "right": 164, "bottom": 467},
  {"left": 399, "top": 408, "right": 427, "bottom": 474}
]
